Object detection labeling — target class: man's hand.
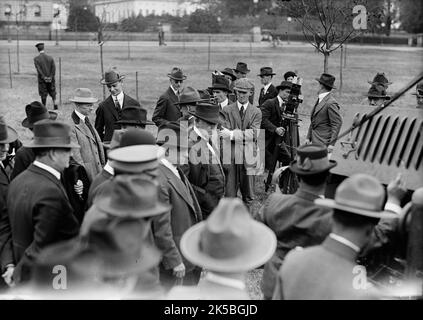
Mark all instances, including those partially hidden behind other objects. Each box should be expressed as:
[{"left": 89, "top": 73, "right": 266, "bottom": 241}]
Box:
[
  {"left": 275, "top": 127, "right": 286, "bottom": 137},
  {"left": 2, "top": 265, "right": 15, "bottom": 287},
  {"left": 219, "top": 128, "right": 232, "bottom": 139},
  {"left": 173, "top": 263, "right": 186, "bottom": 278},
  {"left": 387, "top": 173, "right": 407, "bottom": 206},
  {"left": 74, "top": 180, "right": 84, "bottom": 199},
  {"left": 44, "top": 77, "right": 52, "bottom": 83}
]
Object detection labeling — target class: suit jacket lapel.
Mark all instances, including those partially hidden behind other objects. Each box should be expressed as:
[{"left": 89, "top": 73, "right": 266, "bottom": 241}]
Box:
[
  {"left": 107, "top": 96, "right": 119, "bottom": 120},
  {"left": 230, "top": 103, "right": 243, "bottom": 128},
  {"left": 242, "top": 102, "right": 253, "bottom": 129},
  {"left": 313, "top": 93, "right": 331, "bottom": 117},
  {"left": 0, "top": 165, "right": 9, "bottom": 185},
  {"left": 72, "top": 112, "right": 96, "bottom": 143},
  {"left": 29, "top": 164, "right": 68, "bottom": 199},
  {"left": 162, "top": 164, "right": 196, "bottom": 212},
  {"left": 274, "top": 97, "right": 282, "bottom": 120}
]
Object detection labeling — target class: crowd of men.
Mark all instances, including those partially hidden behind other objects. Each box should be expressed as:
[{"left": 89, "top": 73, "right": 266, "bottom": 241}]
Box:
[{"left": 0, "top": 43, "right": 422, "bottom": 299}]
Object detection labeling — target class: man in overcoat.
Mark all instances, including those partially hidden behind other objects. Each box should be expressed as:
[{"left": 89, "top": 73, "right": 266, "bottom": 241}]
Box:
[{"left": 33, "top": 43, "right": 57, "bottom": 110}]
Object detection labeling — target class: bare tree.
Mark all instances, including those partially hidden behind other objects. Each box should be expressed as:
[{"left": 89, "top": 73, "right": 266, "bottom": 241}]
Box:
[
  {"left": 275, "top": 0, "right": 373, "bottom": 72},
  {"left": 96, "top": 6, "right": 112, "bottom": 99}
]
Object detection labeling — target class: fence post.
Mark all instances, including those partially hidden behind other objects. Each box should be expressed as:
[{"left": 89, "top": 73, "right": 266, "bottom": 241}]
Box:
[
  {"left": 136, "top": 71, "right": 139, "bottom": 102},
  {"left": 16, "top": 26, "right": 20, "bottom": 73},
  {"left": 100, "top": 43, "right": 105, "bottom": 100},
  {"left": 339, "top": 45, "right": 343, "bottom": 95},
  {"left": 8, "top": 49, "right": 12, "bottom": 89},
  {"left": 127, "top": 34, "right": 131, "bottom": 59},
  {"left": 207, "top": 35, "right": 211, "bottom": 71},
  {"left": 343, "top": 42, "right": 347, "bottom": 67},
  {"left": 59, "top": 57, "right": 62, "bottom": 108}
]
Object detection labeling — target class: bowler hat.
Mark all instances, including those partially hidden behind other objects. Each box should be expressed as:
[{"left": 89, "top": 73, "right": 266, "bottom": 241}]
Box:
[
  {"left": 189, "top": 102, "right": 221, "bottom": 125},
  {"left": 24, "top": 119, "right": 80, "bottom": 149},
  {"left": 69, "top": 88, "right": 98, "bottom": 104},
  {"left": 284, "top": 71, "right": 297, "bottom": 81},
  {"left": 276, "top": 80, "right": 293, "bottom": 92},
  {"left": 180, "top": 198, "right": 276, "bottom": 272},
  {"left": 167, "top": 67, "right": 187, "bottom": 81},
  {"left": 108, "top": 144, "right": 165, "bottom": 173},
  {"left": 289, "top": 144, "right": 337, "bottom": 175},
  {"left": 315, "top": 174, "right": 397, "bottom": 219},
  {"left": 315, "top": 73, "right": 336, "bottom": 89},
  {"left": 120, "top": 128, "right": 156, "bottom": 148},
  {"left": 209, "top": 75, "right": 232, "bottom": 93},
  {"left": 234, "top": 62, "right": 250, "bottom": 74},
  {"left": 174, "top": 87, "right": 205, "bottom": 105},
  {"left": 115, "top": 106, "right": 154, "bottom": 126},
  {"left": 22, "top": 101, "right": 58, "bottom": 129},
  {"left": 368, "top": 72, "right": 392, "bottom": 86},
  {"left": 100, "top": 68, "right": 125, "bottom": 85},
  {"left": 221, "top": 68, "right": 237, "bottom": 81},
  {"left": 156, "top": 121, "right": 189, "bottom": 149},
  {"left": 0, "top": 116, "right": 18, "bottom": 144},
  {"left": 258, "top": 67, "right": 276, "bottom": 77},
  {"left": 411, "top": 81, "right": 423, "bottom": 96},
  {"left": 95, "top": 176, "right": 170, "bottom": 219},
  {"left": 233, "top": 78, "right": 254, "bottom": 93},
  {"left": 366, "top": 84, "right": 391, "bottom": 100}
]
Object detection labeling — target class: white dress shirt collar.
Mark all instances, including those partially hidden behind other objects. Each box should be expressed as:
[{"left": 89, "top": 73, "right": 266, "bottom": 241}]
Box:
[
  {"left": 277, "top": 95, "right": 284, "bottom": 107},
  {"left": 318, "top": 91, "right": 330, "bottom": 103},
  {"left": 263, "top": 82, "right": 272, "bottom": 94},
  {"left": 112, "top": 91, "right": 124, "bottom": 108},
  {"left": 170, "top": 85, "right": 179, "bottom": 96},
  {"left": 220, "top": 98, "right": 229, "bottom": 108},
  {"left": 236, "top": 101, "right": 248, "bottom": 110},
  {"left": 205, "top": 272, "right": 246, "bottom": 290},
  {"left": 33, "top": 160, "right": 61, "bottom": 180},
  {"left": 160, "top": 158, "right": 181, "bottom": 180},
  {"left": 329, "top": 233, "right": 361, "bottom": 253},
  {"left": 74, "top": 109, "right": 86, "bottom": 121},
  {"left": 103, "top": 161, "right": 114, "bottom": 176}
]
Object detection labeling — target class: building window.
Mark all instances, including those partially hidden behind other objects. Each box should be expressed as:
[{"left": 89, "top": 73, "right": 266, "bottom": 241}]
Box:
[
  {"left": 34, "top": 5, "right": 41, "bottom": 17},
  {"left": 4, "top": 4, "right": 12, "bottom": 16}
]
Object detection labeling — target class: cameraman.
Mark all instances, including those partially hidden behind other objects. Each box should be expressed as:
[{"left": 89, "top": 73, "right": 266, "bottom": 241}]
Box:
[{"left": 260, "top": 80, "right": 293, "bottom": 171}]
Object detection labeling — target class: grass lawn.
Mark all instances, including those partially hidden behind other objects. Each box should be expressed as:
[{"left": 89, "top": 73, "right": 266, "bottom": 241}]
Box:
[{"left": 1, "top": 40, "right": 421, "bottom": 299}]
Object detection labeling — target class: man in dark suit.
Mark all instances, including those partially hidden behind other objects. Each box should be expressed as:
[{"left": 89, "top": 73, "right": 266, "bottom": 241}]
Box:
[
  {"left": 220, "top": 79, "right": 262, "bottom": 210},
  {"left": 258, "top": 67, "right": 278, "bottom": 106},
  {"left": 7, "top": 120, "right": 80, "bottom": 284},
  {"left": 152, "top": 67, "right": 187, "bottom": 127},
  {"left": 260, "top": 80, "right": 293, "bottom": 171},
  {"left": 259, "top": 144, "right": 337, "bottom": 299},
  {"left": 95, "top": 68, "right": 140, "bottom": 142},
  {"left": 34, "top": 43, "right": 57, "bottom": 110},
  {"left": 273, "top": 174, "right": 395, "bottom": 300},
  {"left": 0, "top": 117, "right": 18, "bottom": 289},
  {"left": 156, "top": 121, "right": 202, "bottom": 290},
  {"left": 209, "top": 75, "right": 233, "bottom": 111},
  {"left": 306, "top": 73, "right": 343, "bottom": 153}
]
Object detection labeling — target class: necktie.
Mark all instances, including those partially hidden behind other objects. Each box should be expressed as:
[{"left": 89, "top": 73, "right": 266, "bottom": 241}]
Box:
[
  {"left": 114, "top": 98, "right": 121, "bottom": 110},
  {"left": 85, "top": 117, "right": 97, "bottom": 138},
  {"left": 239, "top": 105, "right": 245, "bottom": 120}
]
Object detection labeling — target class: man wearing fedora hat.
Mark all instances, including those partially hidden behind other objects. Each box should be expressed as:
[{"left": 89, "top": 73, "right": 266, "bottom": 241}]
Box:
[
  {"left": 366, "top": 84, "right": 391, "bottom": 107},
  {"left": 69, "top": 88, "right": 106, "bottom": 182},
  {"left": 183, "top": 102, "right": 226, "bottom": 219},
  {"left": 258, "top": 67, "right": 278, "bottom": 106},
  {"left": 152, "top": 67, "right": 188, "bottom": 127},
  {"left": 209, "top": 75, "right": 234, "bottom": 111},
  {"left": 260, "top": 80, "right": 294, "bottom": 171},
  {"left": 220, "top": 78, "right": 262, "bottom": 210},
  {"left": 167, "top": 198, "right": 276, "bottom": 300},
  {"left": 412, "top": 81, "right": 423, "bottom": 108},
  {"left": 306, "top": 73, "right": 343, "bottom": 150},
  {"left": 95, "top": 67, "right": 141, "bottom": 143},
  {"left": 0, "top": 116, "right": 18, "bottom": 288},
  {"left": 156, "top": 121, "right": 203, "bottom": 289},
  {"left": 173, "top": 86, "right": 205, "bottom": 127},
  {"left": 233, "top": 62, "right": 255, "bottom": 104},
  {"left": 115, "top": 106, "right": 155, "bottom": 130},
  {"left": 273, "top": 174, "right": 397, "bottom": 300},
  {"left": 7, "top": 120, "right": 80, "bottom": 284},
  {"left": 34, "top": 43, "right": 58, "bottom": 110},
  {"left": 259, "top": 144, "right": 336, "bottom": 299},
  {"left": 368, "top": 72, "right": 392, "bottom": 90}
]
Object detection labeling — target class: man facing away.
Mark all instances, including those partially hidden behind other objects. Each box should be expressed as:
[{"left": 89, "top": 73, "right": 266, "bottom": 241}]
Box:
[{"left": 34, "top": 43, "right": 57, "bottom": 110}]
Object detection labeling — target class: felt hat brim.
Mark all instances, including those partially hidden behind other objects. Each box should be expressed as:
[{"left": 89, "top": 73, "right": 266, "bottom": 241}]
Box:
[
  {"left": 188, "top": 111, "right": 221, "bottom": 125},
  {"left": 174, "top": 98, "right": 209, "bottom": 106},
  {"left": 180, "top": 220, "right": 276, "bottom": 273},
  {"left": 289, "top": 159, "right": 337, "bottom": 176},
  {"left": 208, "top": 85, "right": 232, "bottom": 93},
  {"left": 366, "top": 94, "right": 391, "bottom": 100},
  {"left": 315, "top": 78, "right": 336, "bottom": 89},
  {"left": 100, "top": 75, "right": 125, "bottom": 85},
  {"left": 69, "top": 97, "right": 98, "bottom": 104},
  {"left": 167, "top": 74, "right": 187, "bottom": 81},
  {"left": 24, "top": 140, "right": 80, "bottom": 149},
  {"left": 258, "top": 73, "right": 276, "bottom": 77},
  {"left": 315, "top": 198, "right": 397, "bottom": 219},
  {"left": 0, "top": 126, "right": 18, "bottom": 144},
  {"left": 22, "top": 111, "right": 58, "bottom": 129}
]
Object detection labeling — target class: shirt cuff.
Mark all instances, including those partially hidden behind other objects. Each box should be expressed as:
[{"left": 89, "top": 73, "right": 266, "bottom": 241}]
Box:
[
  {"left": 384, "top": 202, "right": 402, "bottom": 215},
  {"left": 230, "top": 131, "right": 234, "bottom": 141}
]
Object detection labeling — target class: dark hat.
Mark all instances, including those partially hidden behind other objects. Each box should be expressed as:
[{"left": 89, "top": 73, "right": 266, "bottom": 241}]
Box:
[
  {"left": 108, "top": 145, "right": 165, "bottom": 173},
  {"left": 315, "top": 174, "right": 396, "bottom": 219},
  {"left": 284, "top": 71, "right": 297, "bottom": 80},
  {"left": 167, "top": 67, "right": 187, "bottom": 81},
  {"left": 22, "top": 101, "right": 58, "bottom": 129},
  {"left": 234, "top": 62, "right": 250, "bottom": 74},
  {"left": 258, "top": 67, "right": 276, "bottom": 77},
  {"left": 189, "top": 102, "right": 221, "bottom": 125},
  {"left": 411, "top": 81, "right": 423, "bottom": 96},
  {"left": 366, "top": 84, "right": 391, "bottom": 100},
  {"left": 315, "top": 73, "right": 336, "bottom": 89},
  {"left": 0, "top": 116, "right": 18, "bottom": 144},
  {"left": 24, "top": 119, "right": 80, "bottom": 149},
  {"left": 120, "top": 128, "right": 156, "bottom": 148},
  {"left": 69, "top": 88, "right": 98, "bottom": 104},
  {"left": 156, "top": 121, "right": 189, "bottom": 150},
  {"left": 221, "top": 68, "right": 237, "bottom": 81},
  {"left": 368, "top": 72, "right": 392, "bottom": 86},
  {"left": 276, "top": 80, "right": 293, "bottom": 91},
  {"left": 289, "top": 144, "right": 337, "bottom": 176},
  {"left": 35, "top": 43, "right": 44, "bottom": 49},
  {"left": 95, "top": 176, "right": 170, "bottom": 219},
  {"left": 115, "top": 106, "right": 154, "bottom": 126},
  {"left": 174, "top": 87, "right": 204, "bottom": 106},
  {"left": 180, "top": 198, "right": 276, "bottom": 272},
  {"left": 100, "top": 67, "right": 125, "bottom": 85},
  {"left": 103, "top": 129, "right": 125, "bottom": 150},
  {"left": 209, "top": 75, "right": 231, "bottom": 93}
]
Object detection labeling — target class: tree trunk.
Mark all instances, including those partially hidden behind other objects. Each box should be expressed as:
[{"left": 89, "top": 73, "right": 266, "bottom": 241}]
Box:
[{"left": 323, "top": 52, "right": 329, "bottom": 73}]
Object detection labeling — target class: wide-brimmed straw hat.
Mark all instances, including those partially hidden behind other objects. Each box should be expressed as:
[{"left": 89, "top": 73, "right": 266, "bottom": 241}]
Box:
[{"left": 180, "top": 198, "right": 276, "bottom": 272}]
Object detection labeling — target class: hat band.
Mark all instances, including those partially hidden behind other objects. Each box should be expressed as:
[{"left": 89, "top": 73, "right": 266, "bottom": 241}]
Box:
[
  {"left": 297, "top": 156, "right": 330, "bottom": 172},
  {"left": 110, "top": 159, "right": 158, "bottom": 173},
  {"left": 334, "top": 197, "right": 381, "bottom": 212},
  {"left": 33, "top": 136, "right": 71, "bottom": 146}
]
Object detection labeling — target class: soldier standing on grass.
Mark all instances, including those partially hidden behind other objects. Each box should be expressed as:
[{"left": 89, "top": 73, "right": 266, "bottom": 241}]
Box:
[{"left": 34, "top": 43, "right": 58, "bottom": 110}]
